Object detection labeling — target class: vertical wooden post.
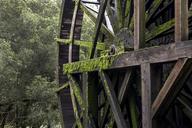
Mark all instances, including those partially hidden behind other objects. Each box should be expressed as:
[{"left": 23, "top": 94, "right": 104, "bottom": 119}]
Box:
[
  {"left": 175, "top": 0, "right": 188, "bottom": 42},
  {"left": 134, "top": 0, "right": 145, "bottom": 50},
  {"left": 88, "top": 72, "right": 99, "bottom": 126},
  {"left": 141, "top": 63, "right": 152, "bottom": 128},
  {"left": 82, "top": 73, "right": 88, "bottom": 127},
  {"left": 134, "top": 0, "right": 148, "bottom": 127}
]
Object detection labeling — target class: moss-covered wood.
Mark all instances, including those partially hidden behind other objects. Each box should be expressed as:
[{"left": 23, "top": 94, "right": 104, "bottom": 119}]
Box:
[
  {"left": 64, "top": 54, "right": 119, "bottom": 74},
  {"left": 56, "top": 38, "right": 106, "bottom": 50}
]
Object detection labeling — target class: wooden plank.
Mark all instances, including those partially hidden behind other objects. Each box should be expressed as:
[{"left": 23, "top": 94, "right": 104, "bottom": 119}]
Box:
[
  {"left": 68, "top": 75, "right": 97, "bottom": 128},
  {"left": 82, "top": 73, "right": 88, "bottom": 127},
  {"left": 99, "top": 71, "right": 128, "bottom": 128},
  {"left": 134, "top": 0, "right": 145, "bottom": 49},
  {"left": 56, "top": 38, "right": 106, "bottom": 50},
  {"left": 118, "top": 69, "right": 132, "bottom": 102},
  {"left": 75, "top": 0, "right": 115, "bottom": 39},
  {"left": 141, "top": 63, "right": 152, "bottom": 128},
  {"left": 70, "top": 85, "right": 83, "bottom": 128},
  {"left": 116, "top": 0, "right": 123, "bottom": 28},
  {"left": 68, "top": 75, "right": 85, "bottom": 111},
  {"left": 175, "top": 0, "right": 188, "bottom": 41},
  {"left": 63, "top": 40, "right": 192, "bottom": 74},
  {"left": 68, "top": 0, "right": 80, "bottom": 62},
  {"left": 107, "top": 69, "right": 133, "bottom": 127},
  {"left": 152, "top": 58, "right": 192, "bottom": 117},
  {"left": 90, "top": 0, "right": 108, "bottom": 58},
  {"left": 87, "top": 72, "right": 99, "bottom": 125}
]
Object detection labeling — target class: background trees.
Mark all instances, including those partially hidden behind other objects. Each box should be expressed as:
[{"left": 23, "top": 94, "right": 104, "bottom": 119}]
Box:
[{"left": 0, "top": 0, "right": 61, "bottom": 127}]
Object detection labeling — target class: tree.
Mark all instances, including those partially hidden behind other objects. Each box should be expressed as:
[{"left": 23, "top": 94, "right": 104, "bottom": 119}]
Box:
[{"left": 0, "top": 0, "right": 61, "bottom": 127}]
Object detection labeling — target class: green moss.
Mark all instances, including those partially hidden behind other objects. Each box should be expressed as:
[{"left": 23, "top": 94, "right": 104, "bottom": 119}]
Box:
[
  {"left": 145, "top": 19, "right": 174, "bottom": 42},
  {"left": 56, "top": 38, "right": 106, "bottom": 50},
  {"left": 64, "top": 54, "right": 120, "bottom": 74}
]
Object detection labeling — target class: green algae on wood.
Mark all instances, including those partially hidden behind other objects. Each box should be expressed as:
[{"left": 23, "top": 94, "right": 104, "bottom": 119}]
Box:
[
  {"left": 68, "top": 75, "right": 85, "bottom": 111},
  {"left": 145, "top": 19, "right": 174, "bottom": 42},
  {"left": 55, "top": 83, "right": 69, "bottom": 93},
  {"left": 56, "top": 38, "right": 106, "bottom": 50},
  {"left": 64, "top": 54, "right": 119, "bottom": 74}
]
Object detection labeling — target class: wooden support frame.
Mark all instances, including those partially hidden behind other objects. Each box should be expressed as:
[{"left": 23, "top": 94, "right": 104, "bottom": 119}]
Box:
[
  {"left": 152, "top": 0, "right": 190, "bottom": 118},
  {"left": 152, "top": 58, "right": 192, "bottom": 117},
  {"left": 64, "top": 40, "right": 192, "bottom": 74},
  {"left": 99, "top": 71, "right": 128, "bottom": 128},
  {"left": 59, "top": 0, "right": 192, "bottom": 127}
]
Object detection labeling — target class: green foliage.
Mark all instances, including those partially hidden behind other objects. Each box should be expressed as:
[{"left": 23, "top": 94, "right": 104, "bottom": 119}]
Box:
[{"left": 0, "top": 0, "right": 61, "bottom": 127}]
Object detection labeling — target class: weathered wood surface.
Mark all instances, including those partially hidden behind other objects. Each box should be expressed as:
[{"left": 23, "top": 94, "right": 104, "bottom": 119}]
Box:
[
  {"left": 152, "top": 58, "right": 192, "bottom": 117},
  {"left": 141, "top": 63, "right": 152, "bottom": 128},
  {"left": 175, "top": 0, "right": 188, "bottom": 41},
  {"left": 63, "top": 40, "right": 192, "bottom": 74},
  {"left": 90, "top": 0, "right": 109, "bottom": 58},
  {"left": 99, "top": 71, "right": 128, "bottom": 128},
  {"left": 134, "top": 0, "right": 145, "bottom": 49},
  {"left": 152, "top": 0, "right": 190, "bottom": 118}
]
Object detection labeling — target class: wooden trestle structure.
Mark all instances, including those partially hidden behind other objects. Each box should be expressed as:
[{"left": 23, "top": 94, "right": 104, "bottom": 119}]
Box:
[{"left": 57, "top": 0, "right": 192, "bottom": 127}]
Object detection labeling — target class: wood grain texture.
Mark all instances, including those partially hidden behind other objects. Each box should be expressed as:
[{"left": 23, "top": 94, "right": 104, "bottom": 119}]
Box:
[
  {"left": 99, "top": 71, "right": 128, "bottom": 128},
  {"left": 134, "top": 0, "right": 145, "bottom": 49},
  {"left": 175, "top": 0, "right": 188, "bottom": 41},
  {"left": 63, "top": 40, "right": 192, "bottom": 74},
  {"left": 141, "top": 63, "right": 152, "bottom": 128},
  {"left": 152, "top": 58, "right": 192, "bottom": 117}
]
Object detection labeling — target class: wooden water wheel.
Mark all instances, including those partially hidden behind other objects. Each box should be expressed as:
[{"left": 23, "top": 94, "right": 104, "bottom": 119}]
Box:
[{"left": 56, "top": 0, "right": 192, "bottom": 127}]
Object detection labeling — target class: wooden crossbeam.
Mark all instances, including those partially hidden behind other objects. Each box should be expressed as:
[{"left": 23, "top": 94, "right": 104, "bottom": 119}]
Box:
[
  {"left": 152, "top": 58, "right": 192, "bottom": 117},
  {"left": 90, "top": 0, "right": 109, "bottom": 58},
  {"left": 56, "top": 38, "right": 106, "bottom": 50},
  {"left": 141, "top": 63, "right": 152, "bottom": 128},
  {"left": 63, "top": 40, "right": 192, "bottom": 74},
  {"left": 99, "top": 71, "right": 128, "bottom": 128}
]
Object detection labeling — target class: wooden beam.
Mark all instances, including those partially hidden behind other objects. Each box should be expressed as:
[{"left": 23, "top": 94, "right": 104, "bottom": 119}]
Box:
[
  {"left": 99, "top": 71, "right": 128, "bottom": 128},
  {"left": 69, "top": 0, "right": 80, "bottom": 62},
  {"left": 70, "top": 85, "right": 83, "bottom": 128},
  {"left": 175, "top": 0, "right": 188, "bottom": 41},
  {"left": 63, "top": 40, "right": 192, "bottom": 74},
  {"left": 87, "top": 72, "right": 99, "bottom": 125},
  {"left": 152, "top": 58, "right": 192, "bottom": 117},
  {"left": 68, "top": 75, "right": 85, "bottom": 111},
  {"left": 75, "top": 0, "right": 115, "bottom": 39},
  {"left": 141, "top": 63, "right": 152, "bottom": 128},
  {"left": 134, "top": 0, "right": 145, "bottom": 49},
  {"left": 107, "top": 69, "right": 133, "bottom": 127},
  {"left": 56, "top": 38, "right": 106, "bottom": 50},
  {"left": 82, "top": 73, "right": 88, "bottom": 127},
  {"left": 68, "top": 75, "right": 97, "bottom": 127},
  {"left": 90, "top": 0, "right": 108, "bottom": 58},
  {"left": 118, "top": 69, "right": 132, "bottom": 102}
]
